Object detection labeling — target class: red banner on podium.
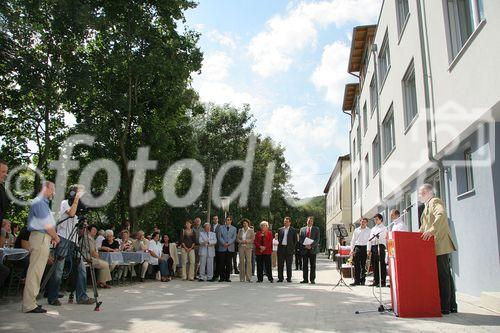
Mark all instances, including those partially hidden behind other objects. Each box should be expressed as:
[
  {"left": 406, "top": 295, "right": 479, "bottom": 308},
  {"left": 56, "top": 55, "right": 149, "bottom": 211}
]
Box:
[{"left": 388, "top": 231, "right": 441, "bottom": 318}]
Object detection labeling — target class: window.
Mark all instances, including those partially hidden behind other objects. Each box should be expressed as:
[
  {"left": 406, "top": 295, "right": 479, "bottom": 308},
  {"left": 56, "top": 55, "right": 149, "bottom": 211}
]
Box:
[
  {"left": 477, "top": 0, "right": 485, "bottom": 21},
  {"left": 363, "top": 102, "right": 368, "bottom": 135},
  {"left": 364, "top": 154, "right": 370, "bottom": 187},
  {"left": 361, "top": 46, "right": 371, "bottom": 83},
  {"left": 378, "top": 33, "right": 391, "bottom": 85},
  {"left": 402, "top": 61, "right": 418, "bottom": 129},
  {"left": 357, "top": 170, "right": 362, "bottom": 199},
  {"left": 354, "top": 96, "right": 360, "bottom": 119},
  {"left": 457, "top": 147, "right": 475, "bottom": 195},
  {"left": 396, "top": 0, "right": 410, "bottom": 36},
  {"left": 382, "top": 108, "right": 395, "bottom": 160},
  {"left": 353, "top": 138, "right": 356, "bottom": 159},
  {"left": 357, "top": 125, "right": 361, "bottom": 159},
  {"left": 446, "top": 0, "right": 485, "bottom": 60},
  {"left": 353, "top": 178, "right": 358, "bottom": 203},
  {"left": 370, "top": 76, "right": 377, "bottom": 114},
  {"left": 464, "top": 148, "right": 474, "bottom": 191},
  {"left": 372, "top": 135, "right": 381, "bottom": 176}
]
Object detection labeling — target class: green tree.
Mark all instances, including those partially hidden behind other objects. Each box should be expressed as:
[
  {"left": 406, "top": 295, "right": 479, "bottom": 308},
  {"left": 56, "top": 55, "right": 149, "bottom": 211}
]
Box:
[
  {"left": 0, "top": 0, "right": 94, "bottom": 192},
  {"left": 67, "top": 0, "right": 203, "bottom": 230}
]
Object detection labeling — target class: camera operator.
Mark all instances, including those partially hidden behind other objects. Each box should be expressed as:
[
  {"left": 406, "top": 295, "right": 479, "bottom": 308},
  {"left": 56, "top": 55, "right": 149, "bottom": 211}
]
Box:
[{"left": 46, "top": 185, "right": 95, "bottom": 306}]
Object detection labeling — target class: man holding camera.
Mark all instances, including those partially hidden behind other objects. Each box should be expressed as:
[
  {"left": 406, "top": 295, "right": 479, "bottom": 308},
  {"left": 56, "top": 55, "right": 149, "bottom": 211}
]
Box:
[{"left": 46, "top": 185, "right": 95, "bottom": 306}]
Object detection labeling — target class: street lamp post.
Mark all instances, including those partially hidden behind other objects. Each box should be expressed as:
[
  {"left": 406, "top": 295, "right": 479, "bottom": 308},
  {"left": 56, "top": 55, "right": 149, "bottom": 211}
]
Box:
[{"left": 221, "top": 196, "right": 230, "bottom": 221}]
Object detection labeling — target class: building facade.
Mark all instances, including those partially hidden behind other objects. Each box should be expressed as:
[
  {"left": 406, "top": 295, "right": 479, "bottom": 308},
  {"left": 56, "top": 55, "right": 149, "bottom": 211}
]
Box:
[
  {"left": 342, "top": 0, "right": 500, "bottom": 301},
  {"left": 323, "top": 155, "right": 352, "bottom": 251}
]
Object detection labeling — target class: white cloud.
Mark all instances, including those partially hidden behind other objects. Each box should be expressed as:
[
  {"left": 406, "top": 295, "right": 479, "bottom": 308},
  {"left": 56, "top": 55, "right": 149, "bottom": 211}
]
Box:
[
  {"left": 262, "top": 105, "right": 349, "bottom": 197},
  {"left": 264, "top": 105, "right": 344, "bottom": 150},
  {"left": 200, "top": 51, "right": 234, "bottom": 81},
  {"left": 194, "top": 51, "right": 266, "bottom": 110},
  {"left": 195, "top": 80, "right": 258, "bottom": 107},
  {"left": 207, "top": 30, "right": 237, "bottom": 49},
  {"left": 248, "top": 0, "right": 381, "bottom": 77},
  {"left": 311, "top": 41, "right": 352, "bottom": 104}
]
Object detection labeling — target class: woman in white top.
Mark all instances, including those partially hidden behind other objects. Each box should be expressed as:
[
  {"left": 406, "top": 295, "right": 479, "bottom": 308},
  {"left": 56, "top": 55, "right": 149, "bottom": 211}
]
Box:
[
  {"left": 148, "top": 232, "right": 170, "bottom": 282},
  {"left": 272, "top": 232, "right": 279, "bottom": 268}
]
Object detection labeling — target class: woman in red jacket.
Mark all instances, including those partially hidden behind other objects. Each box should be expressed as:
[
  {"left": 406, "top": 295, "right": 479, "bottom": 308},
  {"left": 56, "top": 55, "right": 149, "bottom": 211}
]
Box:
[{"left": 254, "top": 221, "right": 274, "bottom": 283}]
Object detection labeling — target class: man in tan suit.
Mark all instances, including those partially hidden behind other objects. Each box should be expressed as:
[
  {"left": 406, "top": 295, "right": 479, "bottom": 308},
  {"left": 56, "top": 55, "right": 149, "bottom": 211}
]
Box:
[{"left": 419, "top": 184, "right": 457, "bottom": 314}]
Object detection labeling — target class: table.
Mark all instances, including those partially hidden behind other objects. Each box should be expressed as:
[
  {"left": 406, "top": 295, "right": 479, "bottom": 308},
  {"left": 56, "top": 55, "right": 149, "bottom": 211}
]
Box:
[
  {"left": 121, "top": 251, "right": 150, "bottom": 263},
  {"left": 0, "top": 248, "right": 29, "bottom": 263},
  {"left": 99, "top": 251, "right": 150, "bottom": 265}
]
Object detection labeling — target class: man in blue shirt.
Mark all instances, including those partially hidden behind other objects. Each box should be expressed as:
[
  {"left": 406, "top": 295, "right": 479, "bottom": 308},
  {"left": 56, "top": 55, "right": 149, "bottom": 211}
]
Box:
[{"left": 22, "top": 181, "right": 60, "bottom": 313}]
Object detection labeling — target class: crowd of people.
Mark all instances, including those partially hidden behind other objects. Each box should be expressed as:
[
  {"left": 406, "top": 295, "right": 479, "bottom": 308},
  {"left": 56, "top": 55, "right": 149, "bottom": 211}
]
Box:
[
  {"left": 1, "top": 157, "right": 457, "bottom": 317},
  {"left": 0, "top": 161, "right": 322, "bottom": 314}
]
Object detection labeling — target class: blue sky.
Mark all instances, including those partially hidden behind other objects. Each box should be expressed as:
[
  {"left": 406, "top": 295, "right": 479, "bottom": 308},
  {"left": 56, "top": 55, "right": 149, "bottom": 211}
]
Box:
[{"left": 186, "top": 0, "right": 382, "bottom": 198}]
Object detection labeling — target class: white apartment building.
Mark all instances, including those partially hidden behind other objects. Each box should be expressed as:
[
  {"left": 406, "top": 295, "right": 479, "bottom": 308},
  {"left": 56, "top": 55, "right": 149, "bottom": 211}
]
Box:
[
  {"left": 342, "top": 0, "right": 500, "bottom": 304},
  {"left": 323, "top": 155, "right": 352, "bottom": 251}
]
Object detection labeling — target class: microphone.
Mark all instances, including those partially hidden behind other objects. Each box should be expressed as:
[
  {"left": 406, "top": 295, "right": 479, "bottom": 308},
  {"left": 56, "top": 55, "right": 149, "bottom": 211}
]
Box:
[
  {"left": 402, "top": 203, "right": 415, "bottom": 212},
  {"left": 369, "top": 232, "right": 381, "bottom": 242}
]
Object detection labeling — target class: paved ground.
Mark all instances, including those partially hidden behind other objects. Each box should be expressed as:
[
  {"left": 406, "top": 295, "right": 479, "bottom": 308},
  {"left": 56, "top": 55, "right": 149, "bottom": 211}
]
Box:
[{"left": 0, "top": 256, "right": 499, "bottom": 332}]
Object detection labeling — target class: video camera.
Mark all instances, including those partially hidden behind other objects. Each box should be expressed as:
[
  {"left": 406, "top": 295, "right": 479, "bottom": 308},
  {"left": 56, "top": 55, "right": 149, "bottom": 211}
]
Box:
[{"left": 67, "top": 185, "right": 90, "bottom": 217}]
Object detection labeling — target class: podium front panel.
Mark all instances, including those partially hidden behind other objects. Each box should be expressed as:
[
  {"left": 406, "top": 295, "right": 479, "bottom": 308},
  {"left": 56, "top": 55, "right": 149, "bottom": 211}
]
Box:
[{"left": 388, "top": 231, "right": 441, "bottom": 318}]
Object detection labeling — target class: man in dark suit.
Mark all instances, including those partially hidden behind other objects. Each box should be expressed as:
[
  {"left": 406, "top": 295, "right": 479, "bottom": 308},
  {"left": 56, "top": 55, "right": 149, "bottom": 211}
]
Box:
[
  {"left": 299, "top": 216, "right": 320, "bottom": 284},
  {"left": 277, "top": 217, "right": 297, "bottom": 282}
]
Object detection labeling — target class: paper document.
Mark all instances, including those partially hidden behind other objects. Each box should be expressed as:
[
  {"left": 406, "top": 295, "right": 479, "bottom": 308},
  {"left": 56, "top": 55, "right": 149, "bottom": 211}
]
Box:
[{"left": 303, "top": 237, "right": 314, "bottom": 246}]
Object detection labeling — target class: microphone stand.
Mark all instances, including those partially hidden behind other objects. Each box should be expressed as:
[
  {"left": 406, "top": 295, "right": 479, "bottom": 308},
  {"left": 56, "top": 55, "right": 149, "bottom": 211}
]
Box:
[{"left": 355, "top": 230, "right": 392, "bottom": 315}]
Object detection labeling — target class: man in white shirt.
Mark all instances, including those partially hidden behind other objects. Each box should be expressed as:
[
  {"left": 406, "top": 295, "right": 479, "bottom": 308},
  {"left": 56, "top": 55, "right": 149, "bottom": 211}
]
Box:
[
  {"left": 368, "top": 214, "right": 388, "bottom": 287},
  {"left": 46, "top": 185, "right": 94, "bottom": 306},
  {"left": 277, "top": 217, "right": 297, "bottom": 282},
  {"left": 390, "top": 209, "right": 408, "bottom": 232},
  {"left": 349, "top": 218, "right": 371, "bottom": 286}
]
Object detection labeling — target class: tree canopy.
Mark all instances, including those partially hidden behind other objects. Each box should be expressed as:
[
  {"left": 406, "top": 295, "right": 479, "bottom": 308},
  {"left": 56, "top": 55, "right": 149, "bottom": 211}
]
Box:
[{"left": 0, "top": 0, "right": 326, "bottom": 250}]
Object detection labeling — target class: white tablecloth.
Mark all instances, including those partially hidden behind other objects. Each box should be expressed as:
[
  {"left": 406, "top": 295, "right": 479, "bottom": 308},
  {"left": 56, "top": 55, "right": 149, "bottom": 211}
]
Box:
[
  {"left": 99, "top": 251, "right": 150, "bottom": 265},
  {"left": 0, "top": 248, "right": 29, "bottom": 262}
]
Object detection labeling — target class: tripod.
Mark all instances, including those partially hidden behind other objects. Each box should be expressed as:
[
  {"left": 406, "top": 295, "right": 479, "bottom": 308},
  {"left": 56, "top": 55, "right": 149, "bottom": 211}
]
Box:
[
  {"left": 332, "top": 225, "right": 351, "bottom": 291},
  {"left": 355, "top": 232, "right": 392, "bottom": 315},
  {"left": 38, "top": 216, "right": 102, "bottom": 311}
]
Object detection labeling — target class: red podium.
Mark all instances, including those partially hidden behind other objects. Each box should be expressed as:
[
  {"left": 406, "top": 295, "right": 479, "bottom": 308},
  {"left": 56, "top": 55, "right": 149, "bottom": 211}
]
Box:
[{"left": 387, "top": 231, "right": 441, "bottom": 318}]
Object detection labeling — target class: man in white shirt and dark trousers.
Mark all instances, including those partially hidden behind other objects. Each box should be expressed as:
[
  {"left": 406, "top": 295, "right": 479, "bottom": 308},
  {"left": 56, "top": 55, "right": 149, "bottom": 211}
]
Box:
[
  {"left": 368, "top": 214, "right": 388, "bottom": 287},
  {"left": 46, "top": 185, "right": 94, "bottom": 306},
  {"left": 277, "top": 217, "right": 297, "bottom": 283},
  {"left": 349, "top": 217, "right": 371, "bottom": 286},
  {"left": 390, "top": 209, "right": 408, "bottom": 232}
]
